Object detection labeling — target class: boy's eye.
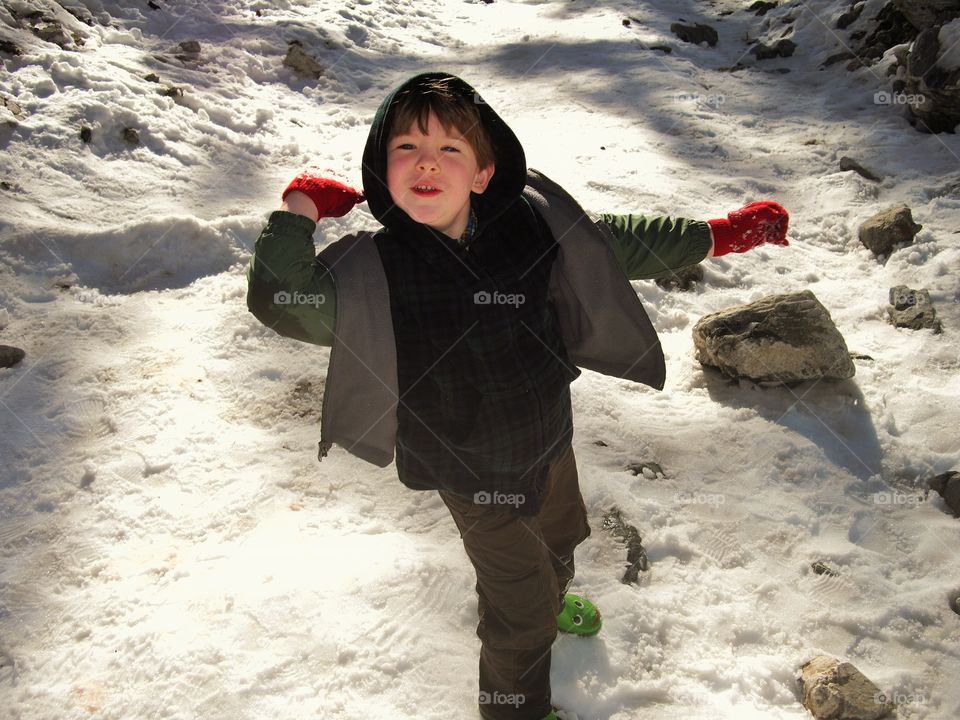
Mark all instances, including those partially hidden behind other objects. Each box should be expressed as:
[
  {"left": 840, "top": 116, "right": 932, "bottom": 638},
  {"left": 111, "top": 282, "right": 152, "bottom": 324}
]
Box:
[
  {"left": 395, "top": 142, "right": 415, "bottom": 150},
  {"left": 441, "top": 145, "right": 460, "bottom": 153}
]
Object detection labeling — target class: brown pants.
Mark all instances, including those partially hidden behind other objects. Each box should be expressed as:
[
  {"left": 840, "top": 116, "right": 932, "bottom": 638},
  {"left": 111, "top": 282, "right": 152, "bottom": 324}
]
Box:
[{"left": 439, "top": 445, "right": 591, "bottom": 720}]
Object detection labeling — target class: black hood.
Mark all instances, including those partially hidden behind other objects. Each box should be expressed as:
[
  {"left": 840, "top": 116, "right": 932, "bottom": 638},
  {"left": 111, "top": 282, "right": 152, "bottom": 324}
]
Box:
[{"left": 361, "top": 72, "right": 527, "bottom": 230}]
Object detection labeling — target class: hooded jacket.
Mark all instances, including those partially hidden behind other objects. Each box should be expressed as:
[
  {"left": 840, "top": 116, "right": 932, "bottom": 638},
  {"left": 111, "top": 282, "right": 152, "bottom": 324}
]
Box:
[
  {"left": 246, "top": 73, "right": 713, "bottom": 514},
  {"left": 323, "top": 73, "right": 667, "bottom": 513}
]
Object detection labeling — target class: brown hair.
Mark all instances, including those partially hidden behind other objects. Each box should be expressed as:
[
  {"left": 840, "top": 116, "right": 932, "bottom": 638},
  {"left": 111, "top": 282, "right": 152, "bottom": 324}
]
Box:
[{"left": 388, "top": 77, "right": 496, "bottom": 169}]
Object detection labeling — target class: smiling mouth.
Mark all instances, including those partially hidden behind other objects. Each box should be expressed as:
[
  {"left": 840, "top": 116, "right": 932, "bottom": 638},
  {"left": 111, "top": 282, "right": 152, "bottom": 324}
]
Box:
[{"left": 411, "top": 184, "right": 441, "bottom": 196}]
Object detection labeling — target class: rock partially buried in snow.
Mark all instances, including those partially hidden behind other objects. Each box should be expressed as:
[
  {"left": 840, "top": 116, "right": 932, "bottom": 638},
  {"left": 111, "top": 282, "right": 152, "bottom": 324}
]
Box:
[
  {"left": 692, "top": 291, "right": 856, "bottom": 385},
  {"left": 284, "top": 41, "right": 324, "bottom": 78},
  {"left": 888, "top": 285, "right": 942, "bottom": 332},
  {"left": 798, "top": 656, "right": 894, "bottom": 720},
  {"left": 949, "top": 588, "right": 960, "bottom": 616},
  {"left": 751, "top": 38, "right": 797, "bottom": 59},
  {"left": 929, "top": 471, "right": 960, "bottom": 516},
  {"left": 839, "top": 156, "right": 883, "bottom": 182},
  {"left": 897, "top": 22, "right": 960, "bottom": 133},
  {"left": 670, "top": 22, "right": 718, "bottom": 47},
  {"left": 601, "top": 507, "right": 648, "bottom": 584},
  {"left": 655, "top": 264, "right": 703, "bottom": 291},
  {"left": 0, "top": 345, "right": 26, "bottom": 368},
  {"left": 859, "top": 205, "right": 922, "bottom": 256}
]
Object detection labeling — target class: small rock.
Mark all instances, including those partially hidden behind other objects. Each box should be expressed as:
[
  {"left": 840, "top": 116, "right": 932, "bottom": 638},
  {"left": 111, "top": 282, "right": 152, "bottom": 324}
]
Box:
[
  {"left": 748, "top": 1, "right": 778, "bottom": 16},
  {"left": 283, "top": 41, "right": 324, "bottom": 78},
  {"left": 929, "top": 471, "right": 960, "bottom": 516},
  {"left": 35, "top": 22, "right": 72, "bottom": 48},
  {"left": 0, "top": 39, "right": 21, "bottom": 55},
  {"left": 836, "top": 3, "right": 865, "bottom": 30},
  {"left": 692, "top": 290, "right": 856, "bottom": 385},
  {"left": 859, "top": 205, "right": 922, "bottom": 256},
  {"left": 148, "top": 0, "right": 161, "bottom": 9},
  {"left": 178, "top": 39, "right": 201, "bottom": 55},
  {"left": 812, "top": 560, "right": 839, "bottom": 577},
  {"left": 144, "top": 73, "right": 161, "bottom": 83},
  {"left": 122, "top": 127, "right": 140, "bottom": 145},
  {"left": 798, "top": 656, "right": 894, "bottom": 720},
  {"left": 649, "top": 44, "right": 673, "bottom": 54},
  {"left": 670, "top": 22, "right": 719, "bottom": 47},
  {"left": 949, "top": 589, "right": 960, "bottom": 616},
  {"left": 751, "top": 38, "right": 796, "bottom": 59},
  {"left": 823, "top": 51, "right": 856, "bottom": 67},
  {"left": 593, "top": 439, "right": 608, "bottom": 447},
  {"left": 3, "top": 96, "right": 24, "bottom": 118},
  {"left": 888, "top": 285, "right": 942, "bottom": 332},
  {"left": 656, "top": 264, "right": 704, "bottom": 291},
  {"left": 159, "top": 86, "right": 184, "bottom": 98},
  {"left": 839, "top": 156, "right": 883, "bottom": 182},
  {"left": 0, "top": 345, "right": 26, "bottom": 368},
  {"left": 79, "top": 126, "right": 92, "bottom": 143},
  {"left": 602, "top": 507, "right": 649, "bottom": 583},
  {"left": 628, "top": 461, "right": 666, "bottom": 479}
]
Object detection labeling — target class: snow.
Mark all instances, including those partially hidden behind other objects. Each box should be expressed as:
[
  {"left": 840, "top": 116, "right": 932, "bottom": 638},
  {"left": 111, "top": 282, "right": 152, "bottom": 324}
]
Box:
[
  {"left": 938, "top": 18, "right": 960, "bottom": 72},
  {"left": 2, "top": 0, "right": 959, "bottom": 718}
]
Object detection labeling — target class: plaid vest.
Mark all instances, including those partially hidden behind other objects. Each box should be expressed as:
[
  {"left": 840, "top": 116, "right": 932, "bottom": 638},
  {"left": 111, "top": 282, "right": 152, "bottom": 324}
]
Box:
[{"left": 374, "top": 197, "right": 580, "bottom": 515}]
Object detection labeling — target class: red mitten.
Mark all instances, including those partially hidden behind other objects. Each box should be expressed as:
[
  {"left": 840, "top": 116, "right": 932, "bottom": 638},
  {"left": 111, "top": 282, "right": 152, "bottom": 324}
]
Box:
[
  {"left": 282, "top": 172, "right": 365, "bottom": 218},
  {"left": 708, "top": 201, "right": 789, "bottom": 256}
]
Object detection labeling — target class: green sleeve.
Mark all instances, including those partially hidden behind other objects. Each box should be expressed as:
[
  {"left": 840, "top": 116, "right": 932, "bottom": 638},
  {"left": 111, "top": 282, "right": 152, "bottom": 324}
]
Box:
[
  {"left": 597, "top": 213, "right": 713, "bottom": 280},
  {"left": 246, "top": 211, "right": 337, "bottom": 347}
]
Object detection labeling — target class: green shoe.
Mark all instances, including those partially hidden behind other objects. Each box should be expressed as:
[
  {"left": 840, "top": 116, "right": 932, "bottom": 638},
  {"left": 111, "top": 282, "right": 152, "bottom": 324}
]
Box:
[
  {"left": 542, "top": 709, "right": 580, "bottom": 720},
  {"left": 556, "top": 593, "right": 602, "bottom": 636}
]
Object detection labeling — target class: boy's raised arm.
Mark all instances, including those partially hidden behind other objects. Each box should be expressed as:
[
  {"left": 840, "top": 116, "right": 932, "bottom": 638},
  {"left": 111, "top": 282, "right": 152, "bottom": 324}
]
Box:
[
  {"left": 597, "top": 213, "right": 713, "bottom": 281},
  {"left": 598, "top": 201, "right": 789, "bottom": 281},
  {"left": 246, "top": 173, "right": 365, "bottom": 347}
]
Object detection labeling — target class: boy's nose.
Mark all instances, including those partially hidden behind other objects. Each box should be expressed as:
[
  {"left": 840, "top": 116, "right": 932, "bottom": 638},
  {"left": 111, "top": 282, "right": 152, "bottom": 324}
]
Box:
[{"left": 417, "top": 153, "right": 440, "bottom": 172}]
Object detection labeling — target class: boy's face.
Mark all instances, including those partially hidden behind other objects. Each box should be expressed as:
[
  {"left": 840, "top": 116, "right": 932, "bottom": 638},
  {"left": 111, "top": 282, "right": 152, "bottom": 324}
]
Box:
[{"left": 386, "top": 112, "right": 494, "bottom": 239}]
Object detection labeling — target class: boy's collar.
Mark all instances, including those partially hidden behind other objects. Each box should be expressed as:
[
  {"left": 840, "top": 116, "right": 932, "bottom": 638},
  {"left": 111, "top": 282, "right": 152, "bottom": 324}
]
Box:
[{"left": 457, "top": 206, "right": 478, "bottom": 246}]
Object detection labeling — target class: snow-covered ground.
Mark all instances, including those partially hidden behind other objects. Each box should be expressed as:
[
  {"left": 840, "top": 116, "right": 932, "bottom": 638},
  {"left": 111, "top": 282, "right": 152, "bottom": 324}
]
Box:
[{"left": 1, "top": 0, "right": 959, "bottom": 718}]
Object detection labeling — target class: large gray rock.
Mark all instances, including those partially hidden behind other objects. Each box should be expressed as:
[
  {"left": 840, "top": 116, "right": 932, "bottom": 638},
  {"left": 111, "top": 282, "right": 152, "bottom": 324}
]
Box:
[
  {"left": 858, "top": 205, "right": 922, "bottom": 256},
  {"left": 692, "top": 291, "right": 855, "bottom": 385},
  {"left": 798, "top": 656, "right": 894, "bottom": 720}
]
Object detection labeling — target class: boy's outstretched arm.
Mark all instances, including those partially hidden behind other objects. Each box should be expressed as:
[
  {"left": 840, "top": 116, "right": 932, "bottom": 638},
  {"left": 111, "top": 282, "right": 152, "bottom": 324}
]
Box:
[
  {"left": 246, "top": 173, "right": 365, "bottom": 346},
  {"left": 598, "top": 201, "right": 789, "bottom": 281}
]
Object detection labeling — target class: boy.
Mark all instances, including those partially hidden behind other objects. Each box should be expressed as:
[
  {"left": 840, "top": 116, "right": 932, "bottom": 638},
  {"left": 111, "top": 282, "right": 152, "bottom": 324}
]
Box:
[{"left": 247, "top": 72, "right": 788, "bottom": 720}]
